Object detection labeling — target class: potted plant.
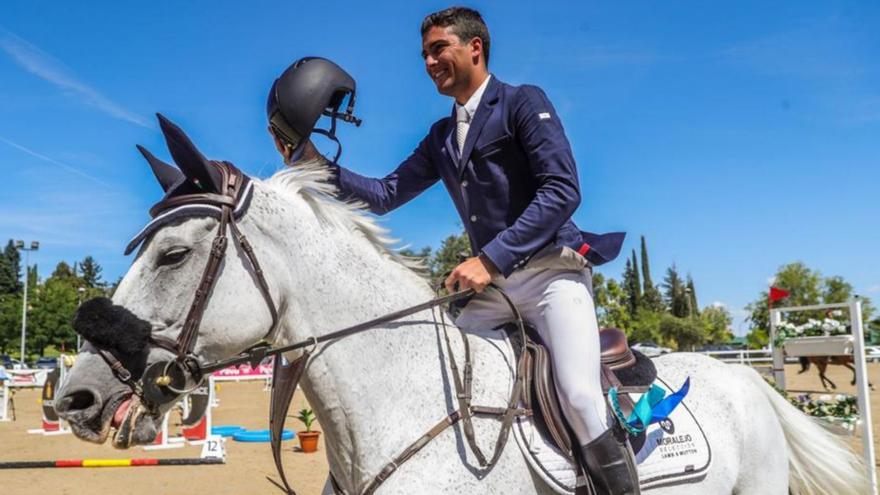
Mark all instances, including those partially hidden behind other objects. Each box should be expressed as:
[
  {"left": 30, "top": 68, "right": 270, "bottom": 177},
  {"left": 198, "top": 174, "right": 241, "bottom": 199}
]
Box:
[{"left": 295, "top": 408, "right": 320, "bottom": 453}]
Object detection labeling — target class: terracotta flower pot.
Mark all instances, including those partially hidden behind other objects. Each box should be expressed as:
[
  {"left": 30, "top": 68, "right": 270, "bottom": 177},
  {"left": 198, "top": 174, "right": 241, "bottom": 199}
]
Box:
[{"left": 298, "top": 431, "right": 321, "bottom": 453}]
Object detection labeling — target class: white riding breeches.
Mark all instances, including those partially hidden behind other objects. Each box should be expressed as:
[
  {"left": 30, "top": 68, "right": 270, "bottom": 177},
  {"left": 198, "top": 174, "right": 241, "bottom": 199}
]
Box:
[{"left": 455, "top": 267, "right": 610, "bottom": 445}]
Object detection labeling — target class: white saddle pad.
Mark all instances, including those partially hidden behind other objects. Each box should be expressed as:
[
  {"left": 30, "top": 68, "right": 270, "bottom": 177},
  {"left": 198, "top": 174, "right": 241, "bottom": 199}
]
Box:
[{"left": 512, "top": 376, "right": 712, "bottom": 493}]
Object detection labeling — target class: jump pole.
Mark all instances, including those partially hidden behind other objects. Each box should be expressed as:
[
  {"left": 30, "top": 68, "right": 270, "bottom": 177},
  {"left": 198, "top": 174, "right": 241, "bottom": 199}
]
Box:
[{"left": 0, "top": 458, "right": 224, "bottom": 469}]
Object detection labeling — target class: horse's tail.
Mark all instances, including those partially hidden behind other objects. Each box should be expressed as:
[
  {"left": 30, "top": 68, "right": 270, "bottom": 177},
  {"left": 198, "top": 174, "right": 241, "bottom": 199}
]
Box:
[
  {"left": 735, "top": 365, "right": 870, "bottom": 494},
  {"left": 797, "top": 356, "right": 810, "bottom": 374}
]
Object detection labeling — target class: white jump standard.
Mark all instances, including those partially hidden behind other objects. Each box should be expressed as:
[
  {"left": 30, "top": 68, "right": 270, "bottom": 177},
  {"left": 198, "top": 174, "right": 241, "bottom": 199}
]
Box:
[{"left": 770, "top": 299, "right": 876, "bottom": 494}]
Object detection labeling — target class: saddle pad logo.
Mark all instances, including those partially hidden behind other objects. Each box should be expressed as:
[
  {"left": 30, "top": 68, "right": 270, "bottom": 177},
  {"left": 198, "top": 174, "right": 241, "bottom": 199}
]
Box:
[{"left": 659, "top": 418, "right": 675, "bottom": 434}]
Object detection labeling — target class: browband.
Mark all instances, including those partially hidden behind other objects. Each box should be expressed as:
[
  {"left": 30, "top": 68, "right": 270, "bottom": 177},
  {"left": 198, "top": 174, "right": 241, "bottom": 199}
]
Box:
[{"left": 124, "top": 179, "right": 254, "bottom": 256}]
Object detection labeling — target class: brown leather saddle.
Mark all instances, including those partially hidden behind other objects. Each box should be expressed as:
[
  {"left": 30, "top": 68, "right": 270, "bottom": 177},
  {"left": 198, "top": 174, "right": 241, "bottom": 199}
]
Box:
[{"left": 511, "top": 324, "right": 657, "bottom": 463}]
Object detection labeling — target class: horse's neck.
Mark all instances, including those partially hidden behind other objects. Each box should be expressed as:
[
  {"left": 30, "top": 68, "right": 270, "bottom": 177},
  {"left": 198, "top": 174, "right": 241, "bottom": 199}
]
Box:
[{"left": 255, "top": 184, "right": 447, "bottom": 486}]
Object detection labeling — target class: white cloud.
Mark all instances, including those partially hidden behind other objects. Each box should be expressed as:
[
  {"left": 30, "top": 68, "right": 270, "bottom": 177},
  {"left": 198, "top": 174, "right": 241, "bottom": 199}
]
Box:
[
  {"left": 0, "top": 29, "right": 149, "bottom": 128},
  {"left": 711, "top": 301, "right": 726, "bottom": 308},
  {"left": 867, "top": 285, "right": 880, "bottom": 293},
  {"left": 0, "top": 136, "right": 113, "bottom": 188}
]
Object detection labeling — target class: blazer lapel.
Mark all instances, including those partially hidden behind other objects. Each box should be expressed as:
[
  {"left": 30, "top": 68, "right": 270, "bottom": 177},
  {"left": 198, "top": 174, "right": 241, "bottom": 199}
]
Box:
[
  {"left": 443, "top": 107, "right": 458, "bottom": 170},
  {"left": 458, "top": 76, "right": 501, "bottom": 178}
]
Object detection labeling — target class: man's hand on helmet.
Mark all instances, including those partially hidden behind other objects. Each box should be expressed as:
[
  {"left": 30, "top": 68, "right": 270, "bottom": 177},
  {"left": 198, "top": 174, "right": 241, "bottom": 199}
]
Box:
[
  {"left": 269, "top": 127, "right": 319, "bottom": 165},
  {"left": 444, "top": 255, "right": 499, "bottom": 294}
]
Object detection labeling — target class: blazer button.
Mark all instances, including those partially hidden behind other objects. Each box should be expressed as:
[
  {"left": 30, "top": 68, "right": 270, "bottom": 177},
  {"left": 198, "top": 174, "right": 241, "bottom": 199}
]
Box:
[
  {"left": 461, "top": 180, "right": 468, "bottom": 188},
  {"left": 470, "top": 215, "right": 477, "bottom": 222}
]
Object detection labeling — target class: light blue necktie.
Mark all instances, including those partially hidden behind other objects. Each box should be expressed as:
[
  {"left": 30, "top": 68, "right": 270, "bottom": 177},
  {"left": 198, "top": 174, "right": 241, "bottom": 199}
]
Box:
[{"left": 456, "top": 105, "right": 470, "bottom": 153}]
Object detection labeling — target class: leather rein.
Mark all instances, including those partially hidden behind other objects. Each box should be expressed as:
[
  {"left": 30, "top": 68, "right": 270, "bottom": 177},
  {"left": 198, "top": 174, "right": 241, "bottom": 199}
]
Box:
[{"left": 98, "top": 160, "right": 530, "bottom": 494}]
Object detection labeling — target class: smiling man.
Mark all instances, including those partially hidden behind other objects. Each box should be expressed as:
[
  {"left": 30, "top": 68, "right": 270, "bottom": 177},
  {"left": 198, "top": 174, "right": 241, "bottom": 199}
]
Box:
[{"left": 268, "top": 6, "right": 632, "bottom": 493}]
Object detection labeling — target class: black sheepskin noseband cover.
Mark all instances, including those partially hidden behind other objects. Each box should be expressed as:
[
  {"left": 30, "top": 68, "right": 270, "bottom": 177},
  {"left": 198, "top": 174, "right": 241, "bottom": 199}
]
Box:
[{"left": 73, "top": 297, "right": 152, "bottom": 355}]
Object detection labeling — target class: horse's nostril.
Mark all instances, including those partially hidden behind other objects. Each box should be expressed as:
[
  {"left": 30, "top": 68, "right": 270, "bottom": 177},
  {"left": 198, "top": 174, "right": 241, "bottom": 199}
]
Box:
[
  {"left": 71, "top": 390, "right": 95, "bottom": 410},
  {"left": 56, "top": 389, "right": 99, "bottom": 416}
]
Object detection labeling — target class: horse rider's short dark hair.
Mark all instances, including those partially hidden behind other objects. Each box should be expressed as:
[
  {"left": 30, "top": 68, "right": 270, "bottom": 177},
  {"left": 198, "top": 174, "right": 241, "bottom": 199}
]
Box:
[{"left": 421, "top": 7, "right": 491, "bottom": 66}]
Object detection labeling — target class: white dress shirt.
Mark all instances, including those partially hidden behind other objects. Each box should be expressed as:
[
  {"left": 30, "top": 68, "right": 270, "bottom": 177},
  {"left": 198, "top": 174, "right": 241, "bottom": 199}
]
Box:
[{"left": 454, "top": 74, "right": 492, "bottom": 152}]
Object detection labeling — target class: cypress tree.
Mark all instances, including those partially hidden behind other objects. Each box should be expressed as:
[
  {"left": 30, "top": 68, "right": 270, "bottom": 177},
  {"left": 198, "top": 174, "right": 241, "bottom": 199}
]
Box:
[
  {"left": 630, "top": 249, "right": 641, "bottom": 309},
  {"left": 686, "top": 275, "right": 699, "bottom": 317},
  {"left": 663, "top": 264, "right": 688, "bottom": 317},
  {"left": 640, "top": 236, "right": 664, "bottom": 311},
  {"left": 640, "top": 236, "right": 653, "bottom": 293},
  {"left": 622, "top": 258, "right": 639, "bottom": 317}
]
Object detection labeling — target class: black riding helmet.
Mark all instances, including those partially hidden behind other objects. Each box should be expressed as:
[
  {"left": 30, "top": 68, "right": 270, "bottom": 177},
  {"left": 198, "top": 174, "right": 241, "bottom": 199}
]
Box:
[{"left": 267, "top": 56, "right": 361, "bottom": 163}]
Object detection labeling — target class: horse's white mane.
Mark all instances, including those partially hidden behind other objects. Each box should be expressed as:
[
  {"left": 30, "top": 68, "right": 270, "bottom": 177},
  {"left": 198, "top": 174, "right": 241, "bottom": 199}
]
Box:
[{"left": 262, "top": 159, "right": 425, "bottom": 273}]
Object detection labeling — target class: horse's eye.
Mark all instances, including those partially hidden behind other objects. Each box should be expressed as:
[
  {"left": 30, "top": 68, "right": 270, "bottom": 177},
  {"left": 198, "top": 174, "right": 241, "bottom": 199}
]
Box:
[{"left": 158, "top": 248, "right": 190, "bottom": 267}]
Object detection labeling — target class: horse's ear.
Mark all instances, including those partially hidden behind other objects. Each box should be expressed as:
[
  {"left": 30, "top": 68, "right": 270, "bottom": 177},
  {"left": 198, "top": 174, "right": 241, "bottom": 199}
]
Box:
[
  {"left": 155, "top": 113, "right": 223, "bottom": 193},
  {"left": 136, "top": 145, "right": 183, "bottom": 192}
]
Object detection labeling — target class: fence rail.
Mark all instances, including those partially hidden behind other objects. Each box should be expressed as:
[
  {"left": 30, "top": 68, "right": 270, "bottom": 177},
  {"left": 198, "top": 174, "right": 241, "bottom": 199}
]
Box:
[{"left": 696, "top": 346, "right": 880, "bottom": 365}]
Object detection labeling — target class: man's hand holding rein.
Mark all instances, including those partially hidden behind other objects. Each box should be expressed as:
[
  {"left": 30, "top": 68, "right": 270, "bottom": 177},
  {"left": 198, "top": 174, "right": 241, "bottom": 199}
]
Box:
[{"left": 444, "top": 254, "right": 499, "bottom": 293}]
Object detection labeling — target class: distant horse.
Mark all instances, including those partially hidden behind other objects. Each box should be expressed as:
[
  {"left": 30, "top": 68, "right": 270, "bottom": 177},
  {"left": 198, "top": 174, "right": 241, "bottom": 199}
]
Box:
[{"left": 798, "top": 356, "right": 873, "bottom": 390}]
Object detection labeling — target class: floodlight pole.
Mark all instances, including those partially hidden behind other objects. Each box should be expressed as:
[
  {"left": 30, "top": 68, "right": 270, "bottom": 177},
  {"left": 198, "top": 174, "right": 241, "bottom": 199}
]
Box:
[{"left": 15, "top": 241, "right": 39, "bottom": 366}]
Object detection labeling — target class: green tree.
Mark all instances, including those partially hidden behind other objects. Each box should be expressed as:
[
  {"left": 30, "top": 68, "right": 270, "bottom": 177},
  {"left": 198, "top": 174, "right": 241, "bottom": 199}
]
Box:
[
  {"left": 78, "top": 256, "right": 105, "bottom": 288},
  {"left": 29, "top": 264, "right": 80, "bottom": 355},
  {"left": 593, "top": 274, "right": 631, "bottom": 330},
  {"left": 658, "top": 314, "right": 705, "bottom": 351},
  {"left": 746, "top": 262, "right": 823, "bottom": 340},
  {"left": 630, "top": 250, "right": 641, "bottom": 310},
  {"left": 628, "top": 309, "right": 662, "bottom": 345},
  {"left": 639, "top": 236, "right": 664, "bottom": 312},
  {"left": 686, "top": 275, "right": 699, "bottom": 318},
  {"left": 51, "top": 261, "right": 76, "bottom": 281},
  {"left": 622, "top": 255, "right": 641, "bottom": 318},
  {"left": 621, "top": 259, "right": 634, "bottom": 316},
  {"left": 429, "top": 231, "right": 471, "bottom": 287},
  {"left": 0, "top": 293, "right": 22, "bottom": 353},
  {"left": 701, "top": 304, "right": 733, "bottom": 344},
  {"left": 0, "top": 240, "right": 22, "bottom": 294},
  {"left": 745, "top": 262, "right": 874, "bottom": 347},
  {"left": 663, "top": 264, "right": 688, "bottom": 317},
  {"left": 592, "top": 272, "right": 609, "bottom": 310}
]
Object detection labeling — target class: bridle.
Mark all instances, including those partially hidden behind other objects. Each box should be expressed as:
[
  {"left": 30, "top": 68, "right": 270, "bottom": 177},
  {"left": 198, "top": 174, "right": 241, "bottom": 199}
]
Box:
[
  {"left": 92, "top": 160, "right": 280, "bottom": 411},
  {"left": 87, "top": 159, "right": 530, "bottom": 495}
]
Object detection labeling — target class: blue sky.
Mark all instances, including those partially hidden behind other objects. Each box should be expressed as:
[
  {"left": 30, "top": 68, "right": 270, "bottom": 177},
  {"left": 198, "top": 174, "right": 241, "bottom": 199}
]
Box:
[{"left": 1, "top": 1, "right": 878, "bottom": 334}]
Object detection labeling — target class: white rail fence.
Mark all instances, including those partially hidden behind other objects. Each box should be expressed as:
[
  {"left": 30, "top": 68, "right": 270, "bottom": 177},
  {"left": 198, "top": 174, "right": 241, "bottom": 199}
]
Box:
[{"left": 697, "top": 346, "right": 880, "bottom": 365}]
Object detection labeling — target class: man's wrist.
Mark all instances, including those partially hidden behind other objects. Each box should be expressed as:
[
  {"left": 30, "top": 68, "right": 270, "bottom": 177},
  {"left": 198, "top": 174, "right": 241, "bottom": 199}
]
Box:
[{"left": 478, "top": 253, "right": 500, "bottom": 276}]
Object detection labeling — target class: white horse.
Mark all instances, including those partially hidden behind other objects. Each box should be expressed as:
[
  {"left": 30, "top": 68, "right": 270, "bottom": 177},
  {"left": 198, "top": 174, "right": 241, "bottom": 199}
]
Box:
[{"left": 56, "top": 122, "right": 868, "bottom": 494}]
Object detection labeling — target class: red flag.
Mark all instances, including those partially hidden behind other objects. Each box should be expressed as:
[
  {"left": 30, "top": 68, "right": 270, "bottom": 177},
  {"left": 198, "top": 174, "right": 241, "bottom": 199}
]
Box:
[{"left": 769, "top": 287, "right": 790, "bottom": 305}]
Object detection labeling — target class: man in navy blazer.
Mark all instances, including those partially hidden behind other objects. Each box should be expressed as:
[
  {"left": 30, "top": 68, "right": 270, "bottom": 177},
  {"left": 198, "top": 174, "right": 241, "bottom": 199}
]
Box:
[
  {"left": 269, "top": 7, "right": 635, "bottom": 494},
  {"left": 331, "top": 62, "right": 623, "bottom": 286}
]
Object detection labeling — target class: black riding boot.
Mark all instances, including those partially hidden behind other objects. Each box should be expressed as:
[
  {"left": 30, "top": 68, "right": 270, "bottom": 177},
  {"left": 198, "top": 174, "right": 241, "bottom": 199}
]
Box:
[{"left": 580, "top": 425, "right": 640, "bottom": 495}]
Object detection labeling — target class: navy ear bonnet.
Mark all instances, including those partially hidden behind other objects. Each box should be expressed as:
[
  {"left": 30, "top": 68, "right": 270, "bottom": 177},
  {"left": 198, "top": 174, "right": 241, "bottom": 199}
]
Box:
[{"left": 125, "top": 114, "right": 254, "bottom": 255}]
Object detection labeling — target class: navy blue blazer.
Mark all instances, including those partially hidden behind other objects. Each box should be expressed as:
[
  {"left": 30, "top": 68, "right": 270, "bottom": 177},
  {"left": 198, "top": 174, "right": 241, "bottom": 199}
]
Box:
[{"left": 330, "top": 76, "right": 624, "bottom": 277}]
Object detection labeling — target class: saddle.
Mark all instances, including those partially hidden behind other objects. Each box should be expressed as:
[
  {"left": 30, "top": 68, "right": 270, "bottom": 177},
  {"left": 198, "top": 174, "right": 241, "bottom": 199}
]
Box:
[{"left": 512, "top": 324, "right": 657, "bottom": 461}]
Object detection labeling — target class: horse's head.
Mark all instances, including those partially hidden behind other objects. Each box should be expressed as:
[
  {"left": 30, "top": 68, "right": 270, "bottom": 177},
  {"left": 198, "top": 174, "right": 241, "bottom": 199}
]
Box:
[{"left": 56, "top": 115, "right": 285, "bottom": 448}]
